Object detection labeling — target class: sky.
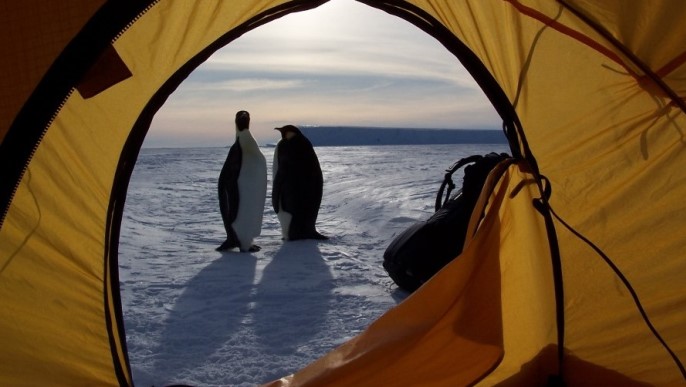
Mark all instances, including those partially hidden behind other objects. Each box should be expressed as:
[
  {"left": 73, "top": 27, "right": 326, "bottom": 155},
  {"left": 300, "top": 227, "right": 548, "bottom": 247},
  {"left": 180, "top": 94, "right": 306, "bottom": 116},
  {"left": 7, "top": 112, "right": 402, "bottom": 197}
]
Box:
[{"left": 145, "top": 0, "right": 501, "bottom": 148}]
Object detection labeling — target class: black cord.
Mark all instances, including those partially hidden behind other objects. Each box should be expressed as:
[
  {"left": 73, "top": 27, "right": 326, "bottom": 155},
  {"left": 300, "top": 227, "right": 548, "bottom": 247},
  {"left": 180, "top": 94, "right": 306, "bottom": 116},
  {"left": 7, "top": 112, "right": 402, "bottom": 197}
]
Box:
[{"left": 548, "top": 202, "right": 686, "bottom": 379}]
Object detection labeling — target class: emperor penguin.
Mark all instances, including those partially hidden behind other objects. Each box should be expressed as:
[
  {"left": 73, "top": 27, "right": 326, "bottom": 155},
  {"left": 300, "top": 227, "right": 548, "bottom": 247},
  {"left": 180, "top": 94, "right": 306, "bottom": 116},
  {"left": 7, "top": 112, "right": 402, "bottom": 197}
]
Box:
[
  {"left": 217, "top": 110, "right": 267, "bottom": 252},
  {"left": 272, "top": 125, "right": 327, "bottom": 241}
]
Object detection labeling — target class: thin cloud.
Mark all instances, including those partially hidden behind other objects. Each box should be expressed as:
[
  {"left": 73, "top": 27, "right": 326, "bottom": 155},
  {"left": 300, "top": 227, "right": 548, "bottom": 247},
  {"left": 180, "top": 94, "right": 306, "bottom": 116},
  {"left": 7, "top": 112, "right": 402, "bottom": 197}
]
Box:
[
  {"left": 206, "top": 36, "right": 467, "bottom": 86},
  {"left": 187, "top": 78, "right": 308, "bottom": 93},
  {"left": 148, "top": 0, "right": 501, "bottom": 146},
  {"left": 204, "top": 2, "right": 468, "bottom": 86}
]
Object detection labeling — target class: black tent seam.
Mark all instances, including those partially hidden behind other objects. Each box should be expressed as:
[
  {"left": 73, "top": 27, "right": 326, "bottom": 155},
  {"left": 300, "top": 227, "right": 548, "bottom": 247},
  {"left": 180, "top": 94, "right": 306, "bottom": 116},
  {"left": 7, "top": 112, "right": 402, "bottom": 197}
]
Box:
[
  {"left": 97, "top": 3, "right": 164, "bottom": 386},
  {"left": 96, "top": 4, "right": 165, "bottom": 385},
  {"left": 104, "top": 202, "right": 132, "bottom": 387},
  {"left": 532, "top": 195, "right": 566, "bottom": 379},
  {"left": 354, "top": 0, "right": 565, "bottom": 382},
  {"left": 547, "top": 205, "right": 686, "bottom": 379},
  {"left": 358, "top": 0, "right": 565, "bottom": 383},
  {"left": 502, "top": 2, "right": 568, "bottom": 372},
  {"left": 498, "top": 1, "right": 569, "bottom": 374},
  {"left": 358, "top": 2, "right": 566, "bottom": 383}
]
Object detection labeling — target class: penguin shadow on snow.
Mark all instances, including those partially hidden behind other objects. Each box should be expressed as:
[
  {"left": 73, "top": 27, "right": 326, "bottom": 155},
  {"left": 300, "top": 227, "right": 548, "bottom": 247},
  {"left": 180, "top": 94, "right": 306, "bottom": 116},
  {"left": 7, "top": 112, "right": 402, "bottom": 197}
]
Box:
[
  {"left": 150, "top": 252, "right": 257, "bottom": 382},
  {"left": 252, "top": 240, "right": 334, "bottom": 354}
]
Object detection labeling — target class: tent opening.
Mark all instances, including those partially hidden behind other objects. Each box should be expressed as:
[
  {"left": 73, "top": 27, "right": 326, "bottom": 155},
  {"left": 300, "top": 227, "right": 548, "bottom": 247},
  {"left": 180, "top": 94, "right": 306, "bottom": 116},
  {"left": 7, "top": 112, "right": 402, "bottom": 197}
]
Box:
[{"left": 118, "top": 1, "right": 507, "bottom": 384}]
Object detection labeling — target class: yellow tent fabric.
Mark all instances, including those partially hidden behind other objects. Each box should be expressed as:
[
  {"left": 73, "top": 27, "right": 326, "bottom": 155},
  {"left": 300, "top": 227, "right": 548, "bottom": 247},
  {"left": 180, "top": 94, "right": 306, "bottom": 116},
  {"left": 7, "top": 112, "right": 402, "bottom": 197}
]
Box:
[{"left": 0, "top": 1, "right": 684, "bottom": 386}]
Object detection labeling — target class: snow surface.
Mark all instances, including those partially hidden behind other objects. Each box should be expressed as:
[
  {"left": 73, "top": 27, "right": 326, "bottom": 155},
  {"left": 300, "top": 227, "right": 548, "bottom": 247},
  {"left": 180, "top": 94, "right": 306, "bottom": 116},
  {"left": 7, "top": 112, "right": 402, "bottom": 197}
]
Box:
[{"left": 119, "top": 143, "right": 509, "bottom": 387}]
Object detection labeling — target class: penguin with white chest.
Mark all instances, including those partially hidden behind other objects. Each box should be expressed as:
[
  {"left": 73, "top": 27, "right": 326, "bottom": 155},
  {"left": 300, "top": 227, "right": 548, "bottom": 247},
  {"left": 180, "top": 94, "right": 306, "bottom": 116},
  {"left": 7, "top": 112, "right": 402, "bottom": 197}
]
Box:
[
  {"left": 272, "top": 125, "right": 327, "bottom": 241},
  {"left": 217, "top": 110, "right": 267, "bottom": 252}
]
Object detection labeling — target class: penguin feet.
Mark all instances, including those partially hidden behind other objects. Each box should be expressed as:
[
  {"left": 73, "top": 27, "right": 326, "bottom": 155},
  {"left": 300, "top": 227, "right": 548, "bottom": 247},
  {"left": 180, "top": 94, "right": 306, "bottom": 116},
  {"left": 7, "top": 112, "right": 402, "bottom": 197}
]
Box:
[
  {"left": 289, "top": 231, "right": 328, "bottom": 241},
  {"left": 216, "top": 239, "right": 239, "bottom": 251},
  {"left": 312, "top": 232, "right": 328, "bottom": 240},
  {"left": 239, "top": 245, "right": 262, "bottom": 253}
]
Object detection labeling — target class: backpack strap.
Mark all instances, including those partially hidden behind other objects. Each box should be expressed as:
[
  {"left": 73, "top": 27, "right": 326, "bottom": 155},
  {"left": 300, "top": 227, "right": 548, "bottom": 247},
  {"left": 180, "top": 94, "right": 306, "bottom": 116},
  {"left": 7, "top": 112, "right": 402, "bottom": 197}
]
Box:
[{"left": 435, "top": 155, "right": 483, "bottom": 212}]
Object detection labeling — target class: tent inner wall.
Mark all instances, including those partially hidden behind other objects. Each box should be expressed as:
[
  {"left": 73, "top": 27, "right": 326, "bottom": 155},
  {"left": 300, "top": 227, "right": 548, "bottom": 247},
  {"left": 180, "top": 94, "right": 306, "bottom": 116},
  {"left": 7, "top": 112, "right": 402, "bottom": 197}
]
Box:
[{"left": 1, "top": 0, "right": 685, "bottom": 385}]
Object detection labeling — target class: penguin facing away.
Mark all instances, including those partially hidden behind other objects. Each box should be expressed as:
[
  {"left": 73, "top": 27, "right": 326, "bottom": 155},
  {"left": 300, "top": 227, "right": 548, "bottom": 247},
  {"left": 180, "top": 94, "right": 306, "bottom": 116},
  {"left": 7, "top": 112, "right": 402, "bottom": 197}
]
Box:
[
  {"left": 272, "top": 125, "right": 327, "bottom": 241},
  {"left": 217, "top": 110, "right": 267, "bottom": 252}
]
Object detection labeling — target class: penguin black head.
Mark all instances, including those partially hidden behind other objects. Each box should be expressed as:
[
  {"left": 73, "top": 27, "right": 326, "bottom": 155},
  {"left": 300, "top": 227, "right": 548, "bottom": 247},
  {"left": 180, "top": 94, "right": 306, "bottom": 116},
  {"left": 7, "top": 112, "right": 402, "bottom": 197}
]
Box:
[
  {"left": 235, "top": 110, "right": 250, "bottom": 131},
  {"left": 274, "top": 125, "right": 301, "bottom": 140}
]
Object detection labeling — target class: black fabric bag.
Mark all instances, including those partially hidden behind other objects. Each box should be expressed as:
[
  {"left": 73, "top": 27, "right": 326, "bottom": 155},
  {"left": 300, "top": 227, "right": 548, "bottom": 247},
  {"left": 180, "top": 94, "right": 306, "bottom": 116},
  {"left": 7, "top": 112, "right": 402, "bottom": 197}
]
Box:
[{"left": 383, "top": 152, "right": 511, "bottom": 292}]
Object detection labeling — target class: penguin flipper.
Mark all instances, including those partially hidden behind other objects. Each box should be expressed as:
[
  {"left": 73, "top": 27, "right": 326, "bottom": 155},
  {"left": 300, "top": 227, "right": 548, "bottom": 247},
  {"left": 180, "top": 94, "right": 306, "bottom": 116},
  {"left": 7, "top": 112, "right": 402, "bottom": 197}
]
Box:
[
  {"left": 219, "top": 143, "right": 242, "bottom": 225},
  {"left": 218, "top": 143, "right": 242, "bottom": 251}
]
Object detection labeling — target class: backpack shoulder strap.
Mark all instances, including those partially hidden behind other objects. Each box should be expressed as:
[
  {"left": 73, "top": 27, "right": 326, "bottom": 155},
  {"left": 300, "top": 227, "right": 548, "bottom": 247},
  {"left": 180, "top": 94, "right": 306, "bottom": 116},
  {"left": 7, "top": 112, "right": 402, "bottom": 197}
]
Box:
[{"left": 435, "top": 155, "right": 484, "bottom": 212}]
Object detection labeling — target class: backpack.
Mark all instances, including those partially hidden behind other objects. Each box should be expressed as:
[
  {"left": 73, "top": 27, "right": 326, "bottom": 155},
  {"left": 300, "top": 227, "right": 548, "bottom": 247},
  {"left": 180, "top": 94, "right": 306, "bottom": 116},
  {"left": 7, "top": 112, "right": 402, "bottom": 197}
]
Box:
[{"left": 382, "top": 152, "right": 512, "bottom": 292}]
